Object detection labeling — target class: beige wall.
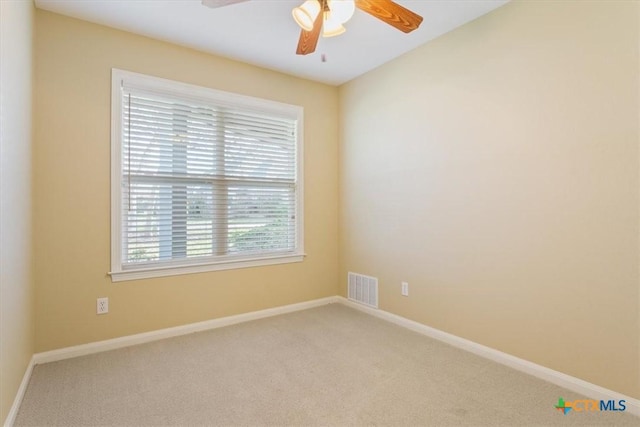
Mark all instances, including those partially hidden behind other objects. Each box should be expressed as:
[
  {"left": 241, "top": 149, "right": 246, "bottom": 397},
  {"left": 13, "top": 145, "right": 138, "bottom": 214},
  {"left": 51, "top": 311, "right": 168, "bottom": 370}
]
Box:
[
  {"left": 339, "top": 0, "right": 639, "bottom": 399},
  {"left": 33, "top": 10, "right": 339, "bottom": 352},
  {"left": 0, "top": 0, "right": 35, "bottom": 423}
]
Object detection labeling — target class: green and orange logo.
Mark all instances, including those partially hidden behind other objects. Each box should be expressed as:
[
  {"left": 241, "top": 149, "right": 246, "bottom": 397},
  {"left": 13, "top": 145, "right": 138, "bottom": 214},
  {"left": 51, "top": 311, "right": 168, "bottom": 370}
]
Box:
[{"left": 555, "top": 397, "right": 572, "bottom": 414}]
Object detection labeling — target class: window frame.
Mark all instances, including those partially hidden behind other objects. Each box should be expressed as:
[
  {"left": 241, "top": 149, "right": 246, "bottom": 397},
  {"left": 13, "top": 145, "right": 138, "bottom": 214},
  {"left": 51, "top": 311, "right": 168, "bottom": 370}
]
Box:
[{"left": 110, "top": 69, "right": 304, "bottom": 282}]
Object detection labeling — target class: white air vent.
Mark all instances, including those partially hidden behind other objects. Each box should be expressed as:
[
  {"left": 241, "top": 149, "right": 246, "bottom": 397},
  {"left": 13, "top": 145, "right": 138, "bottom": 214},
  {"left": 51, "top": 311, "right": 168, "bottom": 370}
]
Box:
[{"left": 348, "top": 272, "right": 378, "bottom": 308}]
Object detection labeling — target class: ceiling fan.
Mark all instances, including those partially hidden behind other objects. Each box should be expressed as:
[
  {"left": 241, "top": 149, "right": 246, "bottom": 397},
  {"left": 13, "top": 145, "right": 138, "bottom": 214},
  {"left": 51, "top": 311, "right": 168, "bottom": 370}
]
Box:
[{"left": 202, "top": 0, "right": 423, "bottom": 55}]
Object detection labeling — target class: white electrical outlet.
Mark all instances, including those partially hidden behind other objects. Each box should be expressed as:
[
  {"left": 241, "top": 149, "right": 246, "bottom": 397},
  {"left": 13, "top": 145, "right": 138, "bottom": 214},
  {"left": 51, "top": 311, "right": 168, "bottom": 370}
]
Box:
[
  {"left": 97, "top": 297, "right": 109, "bottom": 314},
  {"left": 401, "top": 282, "right": 409, "bottom": 297}
]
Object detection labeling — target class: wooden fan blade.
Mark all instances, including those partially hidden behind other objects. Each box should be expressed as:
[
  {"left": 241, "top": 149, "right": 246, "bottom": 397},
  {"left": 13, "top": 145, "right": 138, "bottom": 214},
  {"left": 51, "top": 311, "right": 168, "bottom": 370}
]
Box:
[
  {"left": 201, "top": 0, "right": 250, "bottom": 9},
  {"left": 355, "top": 0, "right": 423, "bottom": 33},
  {"left": 296, "top": 10, "right": 324, "bottom": 55}
]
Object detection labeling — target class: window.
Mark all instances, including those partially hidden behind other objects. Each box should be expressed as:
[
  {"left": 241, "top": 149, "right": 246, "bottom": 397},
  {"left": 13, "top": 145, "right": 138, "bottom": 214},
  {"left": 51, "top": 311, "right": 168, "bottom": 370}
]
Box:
[{"left": 110, "top": 69, "right": 304, "bottom": 282}]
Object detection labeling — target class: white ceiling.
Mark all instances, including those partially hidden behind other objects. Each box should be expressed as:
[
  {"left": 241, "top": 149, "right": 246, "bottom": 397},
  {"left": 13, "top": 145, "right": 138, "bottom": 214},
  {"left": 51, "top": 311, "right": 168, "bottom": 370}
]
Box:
[{"left": 34, "top": 0, "right": 509, "bottom": 86}]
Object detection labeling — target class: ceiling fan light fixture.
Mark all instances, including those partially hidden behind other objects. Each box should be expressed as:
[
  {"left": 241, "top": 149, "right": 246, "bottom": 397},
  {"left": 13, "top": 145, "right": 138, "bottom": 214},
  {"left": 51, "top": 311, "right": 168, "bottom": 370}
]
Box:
[
  {"left": 327, "top": 0, "right": 355, "bottom": 24},
  {"left": 322, "top": 11, "right": 346, "bottom": 37},
  {"left": 292, "top": 0, "right": 321, "bottom": 32},
  {"left": 290, "top": 0, "right": 423, "bottom": 56},
  {"left": 322, "top": 24, "right": 346, "bottom": 38}
]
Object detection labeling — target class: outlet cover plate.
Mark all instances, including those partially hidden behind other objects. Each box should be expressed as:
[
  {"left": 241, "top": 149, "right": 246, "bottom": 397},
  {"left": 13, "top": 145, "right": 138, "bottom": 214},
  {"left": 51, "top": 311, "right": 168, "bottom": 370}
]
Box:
[
  {"left": 97, "top": 297, "right": 109, "bottom": 314},
  {"left": 401, "top": 282, "right": 409, "bottom": 297}
]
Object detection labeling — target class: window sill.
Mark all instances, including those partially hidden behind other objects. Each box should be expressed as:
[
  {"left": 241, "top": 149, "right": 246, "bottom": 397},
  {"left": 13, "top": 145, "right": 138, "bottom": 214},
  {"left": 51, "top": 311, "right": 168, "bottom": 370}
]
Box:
[{"left": 109, "top": 253, "right": 305, "bottom": 283}]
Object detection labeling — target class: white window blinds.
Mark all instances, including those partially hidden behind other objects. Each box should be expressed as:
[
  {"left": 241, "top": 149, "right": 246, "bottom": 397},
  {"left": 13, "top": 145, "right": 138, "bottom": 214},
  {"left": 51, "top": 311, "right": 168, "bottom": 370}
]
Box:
[{"left": 111, "top": 70, "right": 303, "bottom": 280}]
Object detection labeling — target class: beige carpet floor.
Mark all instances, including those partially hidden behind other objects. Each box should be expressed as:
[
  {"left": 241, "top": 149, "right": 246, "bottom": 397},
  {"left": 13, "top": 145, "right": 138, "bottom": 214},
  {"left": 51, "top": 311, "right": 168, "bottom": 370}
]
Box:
[{"left": 15, "top": 303, "right": 638, "bottom": 426}]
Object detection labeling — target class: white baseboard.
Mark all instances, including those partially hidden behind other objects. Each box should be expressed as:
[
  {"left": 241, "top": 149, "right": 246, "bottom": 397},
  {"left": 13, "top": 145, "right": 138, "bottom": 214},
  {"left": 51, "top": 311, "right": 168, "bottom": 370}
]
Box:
[
  {"left": 337, "top": 296, "right": 640, "bottom": 417},
  {"left": 4, "top": 356, "right": 35, "bottom": 427},
  {"left": 34, "top": 296, "right": 339, "bottom": 364}
]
